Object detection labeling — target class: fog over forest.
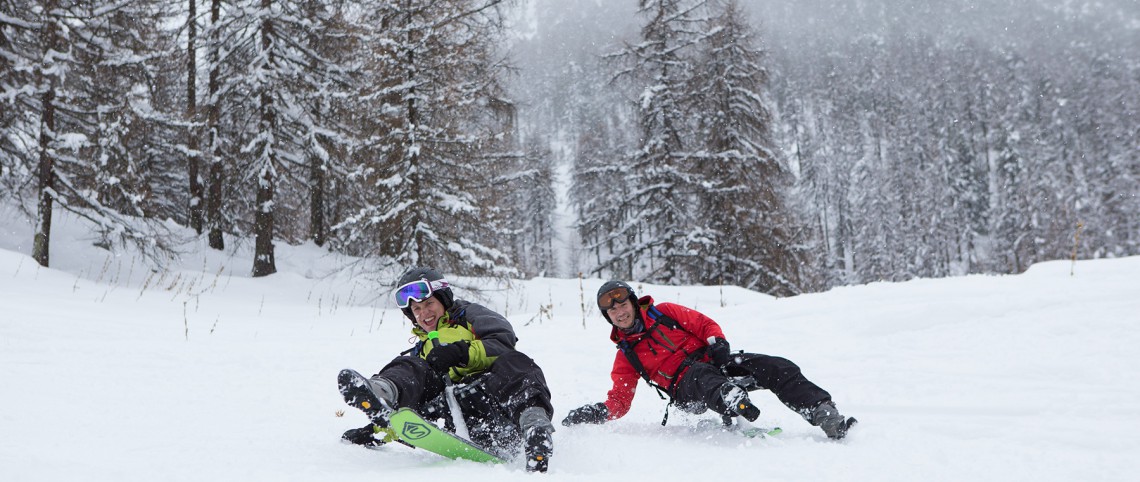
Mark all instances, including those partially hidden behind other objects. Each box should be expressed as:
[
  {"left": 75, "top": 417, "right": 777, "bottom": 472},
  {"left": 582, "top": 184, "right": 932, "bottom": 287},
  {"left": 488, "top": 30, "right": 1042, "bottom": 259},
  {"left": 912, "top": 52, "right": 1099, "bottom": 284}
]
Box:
[
  {"left": 507, "top": 0, "right": 1139, "bottom": 289},
  {"left": 510, "top": 0, "right": 1138, "bottom": 153}
]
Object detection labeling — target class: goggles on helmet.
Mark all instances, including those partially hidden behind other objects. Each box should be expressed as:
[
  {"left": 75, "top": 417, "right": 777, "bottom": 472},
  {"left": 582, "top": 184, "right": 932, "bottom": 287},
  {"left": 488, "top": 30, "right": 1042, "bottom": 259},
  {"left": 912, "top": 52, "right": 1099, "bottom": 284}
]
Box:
[
  {"left": 394, "top": 278, "right": 450, "bottom": 308},
  {"left": 597, "top": 286, "right": 632, "bottom": 311}
]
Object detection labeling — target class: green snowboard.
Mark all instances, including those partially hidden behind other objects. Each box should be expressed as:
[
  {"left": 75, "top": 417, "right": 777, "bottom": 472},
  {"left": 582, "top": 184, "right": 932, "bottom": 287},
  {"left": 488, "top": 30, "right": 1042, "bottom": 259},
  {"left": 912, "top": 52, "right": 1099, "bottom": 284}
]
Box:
[
  {"left": 739, "top": 425, "right": 783, "bottom": 438},
  {"left": 388, "top": 408, "right": 507, "bottom": 464},
  {"left": 693, "top": 418, "right": 782, "bottom": 438}
]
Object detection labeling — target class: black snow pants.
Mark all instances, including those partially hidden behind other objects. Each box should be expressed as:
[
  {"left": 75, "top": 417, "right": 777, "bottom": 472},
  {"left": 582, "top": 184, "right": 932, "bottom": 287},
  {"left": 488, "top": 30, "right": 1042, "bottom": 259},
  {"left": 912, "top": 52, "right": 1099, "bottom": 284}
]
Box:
[
  {"left": 671, "top": 352, "right": 832, "bottom": 420},
  {"left": 372, "top": 349, "right": 553, "bottom": 450}
]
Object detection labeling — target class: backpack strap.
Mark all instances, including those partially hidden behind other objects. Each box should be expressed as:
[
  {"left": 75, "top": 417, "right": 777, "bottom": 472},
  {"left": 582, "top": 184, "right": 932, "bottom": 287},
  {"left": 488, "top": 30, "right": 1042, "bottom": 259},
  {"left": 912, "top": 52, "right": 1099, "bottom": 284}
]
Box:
[
  {"left": 616, "top": 339, "right": 669, "bottom": 397},
  {"left": 616, "top": 303, "right": 710, "bottom": 426},
  {"left": 645, "top": 305, "right": 709, "bottom": 388},
  {"left": 645, "top": 304, "right": 680, "bottom": 329}
]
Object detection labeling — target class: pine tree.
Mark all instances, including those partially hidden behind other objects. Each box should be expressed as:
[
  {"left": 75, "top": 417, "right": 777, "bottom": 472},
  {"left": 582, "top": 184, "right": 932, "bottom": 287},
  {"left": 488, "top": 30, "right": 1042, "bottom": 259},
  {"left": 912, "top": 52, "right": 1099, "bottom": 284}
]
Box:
[
  {"left": 510, "top": 137, "right": 558, "bottom": 277},
  {"left": 333, "top": 0, "right": 516, "bottom": 276},
  {"left": 586, "top": 0, "right": 708, "bottom": 283},
  {"left": 572, "top": 112, "right": 635, "bottom": 278},
  {"left": 3, "top": 0, "right": 174, "bottom": 267},
  {"left": 686, "top": 0, "right": 801, "bottom": 294},
  {"left": 182, "top": 0, "right": 352, "bottom": 276}
]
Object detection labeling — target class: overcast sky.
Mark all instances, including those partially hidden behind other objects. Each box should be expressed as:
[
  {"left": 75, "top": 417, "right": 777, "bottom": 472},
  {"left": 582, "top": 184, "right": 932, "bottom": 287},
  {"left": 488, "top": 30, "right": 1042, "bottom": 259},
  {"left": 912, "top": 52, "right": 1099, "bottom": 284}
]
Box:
[{"left": 509, "top": 0, "right": 1138, "bottom": 61}]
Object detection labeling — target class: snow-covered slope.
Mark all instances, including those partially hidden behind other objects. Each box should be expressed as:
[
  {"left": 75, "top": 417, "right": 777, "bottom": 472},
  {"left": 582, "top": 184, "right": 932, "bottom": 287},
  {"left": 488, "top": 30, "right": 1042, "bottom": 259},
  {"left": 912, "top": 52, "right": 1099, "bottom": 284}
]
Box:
[{"left": 2, "top": 210, "right": 1138, "bottom": 481}]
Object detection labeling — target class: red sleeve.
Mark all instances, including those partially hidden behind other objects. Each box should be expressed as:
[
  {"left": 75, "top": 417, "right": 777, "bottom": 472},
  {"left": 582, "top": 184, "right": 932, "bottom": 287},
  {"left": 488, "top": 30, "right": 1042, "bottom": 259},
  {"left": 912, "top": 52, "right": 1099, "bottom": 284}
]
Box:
[
  {"left": 658, "top": 303, "right": 726, "bottom": 342},
  {"left": 603, "top": 351, "right": 639, "bottom": 420}
]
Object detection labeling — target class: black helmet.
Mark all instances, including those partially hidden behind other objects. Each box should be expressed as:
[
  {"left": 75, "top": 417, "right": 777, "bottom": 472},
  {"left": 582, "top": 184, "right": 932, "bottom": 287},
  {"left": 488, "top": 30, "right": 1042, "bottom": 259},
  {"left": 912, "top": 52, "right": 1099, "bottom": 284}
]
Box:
[
  {"left": 395, "top": 266, "right": 454, "bottom": 322},
  {"left": 596, "top": 280, "right": 638, "bottom": 324}
]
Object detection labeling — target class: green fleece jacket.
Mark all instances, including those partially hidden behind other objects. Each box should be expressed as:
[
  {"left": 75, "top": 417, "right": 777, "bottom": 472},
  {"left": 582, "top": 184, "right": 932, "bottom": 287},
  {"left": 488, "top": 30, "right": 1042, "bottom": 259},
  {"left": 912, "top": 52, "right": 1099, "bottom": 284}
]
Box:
[{"left": 410, "top": 299, "right": 518, "bottom": 382}]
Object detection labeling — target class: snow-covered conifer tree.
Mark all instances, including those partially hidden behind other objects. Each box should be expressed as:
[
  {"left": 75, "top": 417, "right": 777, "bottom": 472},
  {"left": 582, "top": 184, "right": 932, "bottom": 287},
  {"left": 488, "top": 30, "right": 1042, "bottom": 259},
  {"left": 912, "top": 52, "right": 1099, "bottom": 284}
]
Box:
[
  {"left": 685, "top": 0, "right": 802, "bottom": 294},
  {"left": 333, "top": 0, "right": 517, "bottom": 276},
  {"left": 585, "top": 0, "right": 708, "bottom": 283},
  {"left": 2, "top": 0, "right": 175, "bottom": 267}
]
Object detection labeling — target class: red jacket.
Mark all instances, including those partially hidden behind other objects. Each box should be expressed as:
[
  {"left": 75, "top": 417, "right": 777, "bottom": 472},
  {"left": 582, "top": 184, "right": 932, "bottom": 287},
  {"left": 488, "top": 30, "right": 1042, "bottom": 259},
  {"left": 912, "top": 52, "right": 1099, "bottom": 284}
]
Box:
[{"left": 603, "top": 295, "right": 726, "bottom": 420}]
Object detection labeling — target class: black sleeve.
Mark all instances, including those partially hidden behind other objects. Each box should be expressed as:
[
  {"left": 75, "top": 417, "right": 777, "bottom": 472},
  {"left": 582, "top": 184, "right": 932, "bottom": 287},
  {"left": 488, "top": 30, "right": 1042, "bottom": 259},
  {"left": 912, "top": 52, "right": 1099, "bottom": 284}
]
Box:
[{"left": 453, "top": 300, "right": 518, "bottom": 356}]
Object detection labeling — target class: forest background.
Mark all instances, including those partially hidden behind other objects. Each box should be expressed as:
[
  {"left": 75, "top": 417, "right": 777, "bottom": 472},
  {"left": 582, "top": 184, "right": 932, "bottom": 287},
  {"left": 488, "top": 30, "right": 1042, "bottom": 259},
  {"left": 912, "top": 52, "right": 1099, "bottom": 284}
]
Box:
[{"left": 2, "top": 0, "right": 1137, "bottom": 295}]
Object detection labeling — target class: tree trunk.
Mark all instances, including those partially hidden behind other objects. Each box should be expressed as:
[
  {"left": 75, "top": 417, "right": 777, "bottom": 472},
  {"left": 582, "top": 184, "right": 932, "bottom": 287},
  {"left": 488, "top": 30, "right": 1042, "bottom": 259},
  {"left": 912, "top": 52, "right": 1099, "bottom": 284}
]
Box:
[
  {"left": 251, "top": 0, "right": 276, "bottom": 277},
  {"left": 405, "top": 12, "right": 422, "bottom": 261},
  {"left": 32, "top": 1, "right": 61, "bottom": 268},
  {"left": 252, "top": 166, "right": 276, "bottom": 276},
  {"left": 307, "top": 0, "right": 325, "bottom": 247},
  {"left": 187, "top": 0, "right": 203, "bottom": 233},
  {"left": 33, "top": 86, "right": 55, "bottom": 268},
  {"left": 309, "top": 144, "right": 325, "bottom": 247},
  {"left": 206, "top": 0, "right": 224, "bottom": 250}
]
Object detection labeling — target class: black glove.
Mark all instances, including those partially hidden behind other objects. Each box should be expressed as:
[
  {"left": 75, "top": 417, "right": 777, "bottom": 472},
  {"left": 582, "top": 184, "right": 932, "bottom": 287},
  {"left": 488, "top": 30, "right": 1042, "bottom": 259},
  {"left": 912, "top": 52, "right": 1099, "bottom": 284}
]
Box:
[
  {"left": 425, "top": 340, "right": 469, "bottom": 373},
  {"left": 562, "top": 402, "right": 609, "bottom": 426},
  {"left": 341, "top": 424, "right": 385, "bottom": 447},
  {"left": 708, "top": 336, "right": 731, "bottom": 368}
]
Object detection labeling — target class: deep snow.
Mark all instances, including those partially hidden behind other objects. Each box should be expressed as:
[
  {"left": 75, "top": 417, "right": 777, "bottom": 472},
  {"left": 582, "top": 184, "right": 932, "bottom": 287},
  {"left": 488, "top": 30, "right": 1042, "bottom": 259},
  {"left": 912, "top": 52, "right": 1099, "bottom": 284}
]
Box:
[{"left": 2, "top": 209, "right": 1138, "bottom": 481}]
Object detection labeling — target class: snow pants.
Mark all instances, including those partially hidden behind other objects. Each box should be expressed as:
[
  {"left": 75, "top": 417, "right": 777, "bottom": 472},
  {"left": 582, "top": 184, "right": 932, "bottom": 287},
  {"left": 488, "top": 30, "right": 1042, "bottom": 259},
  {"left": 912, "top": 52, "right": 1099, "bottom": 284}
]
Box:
[
  {"left": 672, "top": 352, "right": 832, "bottom": 420},
  {"left": 371, "top": 349, "right": 553, "bottom": 450}
]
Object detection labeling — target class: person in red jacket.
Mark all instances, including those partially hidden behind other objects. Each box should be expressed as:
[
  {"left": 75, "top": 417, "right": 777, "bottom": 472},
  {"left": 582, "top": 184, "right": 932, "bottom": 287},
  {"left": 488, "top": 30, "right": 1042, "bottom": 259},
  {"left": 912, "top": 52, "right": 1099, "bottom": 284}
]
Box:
[{"left": 561, "top": 280, "right": 856, "bottom": 439}]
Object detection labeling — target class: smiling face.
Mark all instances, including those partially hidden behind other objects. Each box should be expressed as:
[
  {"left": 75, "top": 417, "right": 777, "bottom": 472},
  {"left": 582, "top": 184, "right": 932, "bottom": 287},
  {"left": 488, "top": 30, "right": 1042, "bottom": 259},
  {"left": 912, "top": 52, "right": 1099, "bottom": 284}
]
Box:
[
  {"left": 409, "top": 296, "right": 446, "bottom": 331},
  {"left": 606, "top": 298, "right": 638, "bottom": 331}
]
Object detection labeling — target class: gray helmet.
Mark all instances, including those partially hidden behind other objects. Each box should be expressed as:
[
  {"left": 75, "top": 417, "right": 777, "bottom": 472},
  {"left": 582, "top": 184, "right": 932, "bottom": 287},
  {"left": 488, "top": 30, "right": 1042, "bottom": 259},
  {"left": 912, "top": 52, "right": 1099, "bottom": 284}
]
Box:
[
  {"left": 395, "top": 266, "right": 454, "bottom": 322},
  {"left": 596, "top": 280, "right": 638, "bottom": 325}
]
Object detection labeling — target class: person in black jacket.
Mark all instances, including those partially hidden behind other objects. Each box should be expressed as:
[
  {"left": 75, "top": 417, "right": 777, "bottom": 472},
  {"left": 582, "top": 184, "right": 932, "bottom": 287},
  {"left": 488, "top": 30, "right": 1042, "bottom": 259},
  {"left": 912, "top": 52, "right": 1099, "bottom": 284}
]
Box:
[{"left": 338, "top": 267, "right": 555, "bottom": 472}]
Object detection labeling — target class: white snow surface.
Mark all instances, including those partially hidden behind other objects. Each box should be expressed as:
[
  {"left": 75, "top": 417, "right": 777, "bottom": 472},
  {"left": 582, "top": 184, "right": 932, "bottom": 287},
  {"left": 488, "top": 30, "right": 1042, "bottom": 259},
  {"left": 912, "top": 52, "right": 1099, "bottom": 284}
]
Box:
[{"left": 2, "top": 210, "right": 1139, "bottom": 481}]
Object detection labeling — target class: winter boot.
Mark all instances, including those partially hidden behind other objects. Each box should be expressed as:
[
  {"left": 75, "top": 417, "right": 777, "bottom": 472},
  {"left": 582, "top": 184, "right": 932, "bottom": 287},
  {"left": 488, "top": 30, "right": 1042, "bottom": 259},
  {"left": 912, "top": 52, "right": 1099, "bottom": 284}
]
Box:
[
  {"left": 519, "top": 406, "right": 555, "bottom": 473},
  {"left": 720, "top": 383, "right": 761, "bottom": 422},
  {"left": 810, "top": 401, "right": 857, "bottom": 440},
  {"left": 341, "top": 423, "right": 386, "bottom": 448},
  {"left": 338, "top": 369, "right": 397, "bottom": 427}
]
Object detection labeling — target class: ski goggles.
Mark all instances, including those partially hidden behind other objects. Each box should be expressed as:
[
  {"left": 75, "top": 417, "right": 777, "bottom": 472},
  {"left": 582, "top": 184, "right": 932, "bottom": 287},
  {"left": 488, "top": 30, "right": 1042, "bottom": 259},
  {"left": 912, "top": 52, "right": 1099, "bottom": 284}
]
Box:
[
  {"left": 597, "top": 286, "right": 632, "bottom": 311},
  {"left": 393, "top": 278, "right": 450, "bottom": 308}
]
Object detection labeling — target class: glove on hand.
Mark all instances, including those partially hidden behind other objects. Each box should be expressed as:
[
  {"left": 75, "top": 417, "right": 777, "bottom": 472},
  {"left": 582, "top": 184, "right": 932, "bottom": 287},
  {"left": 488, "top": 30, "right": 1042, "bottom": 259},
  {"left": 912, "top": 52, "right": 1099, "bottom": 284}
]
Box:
[
  {"left": 708, "top": 336, "right": 731, "bottom": 368},
  {"left": 341, "top": 424, "right": 384, "bottom": 447},
  {"left": 562, "top": 402, "right": 609, "bottom": 426},
  {"left": 425, "top": 340, "right": 469, "bottom": 373}
]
